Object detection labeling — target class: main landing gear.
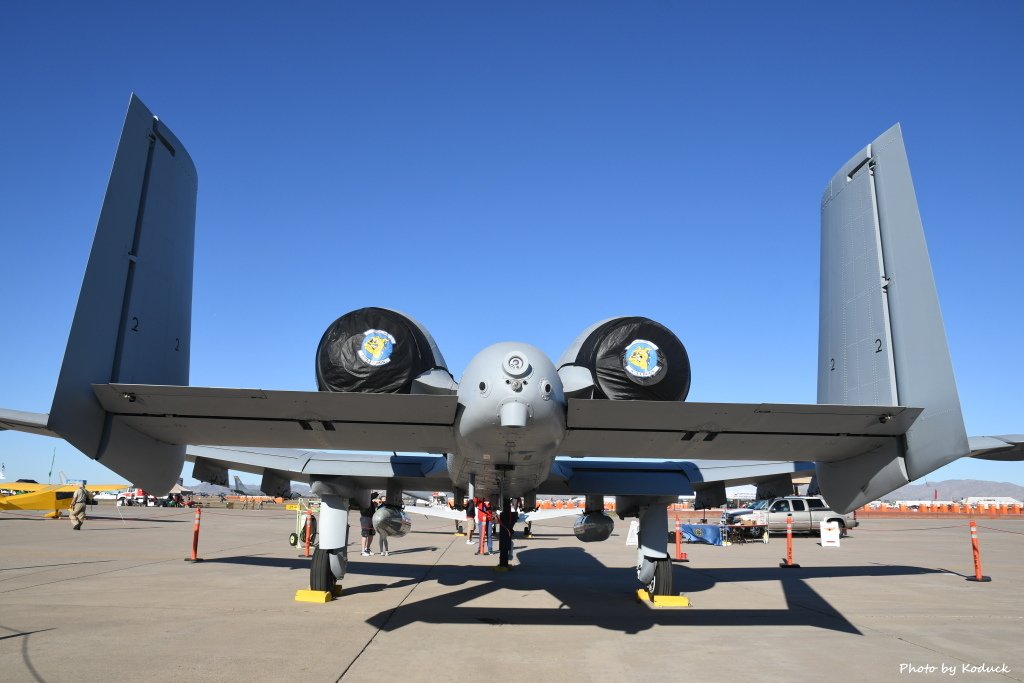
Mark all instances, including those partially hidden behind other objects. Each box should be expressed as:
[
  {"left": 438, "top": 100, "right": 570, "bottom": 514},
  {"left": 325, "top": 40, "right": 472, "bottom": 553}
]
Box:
[
  {"left": 310, "top": 494, "right": 350, "bottom": 593},
  {"left": 643, "top": 557, "right": 673, "bottom": 598},
  {"left": 630, "top": 498, "right": 676, "bottom": 599}
]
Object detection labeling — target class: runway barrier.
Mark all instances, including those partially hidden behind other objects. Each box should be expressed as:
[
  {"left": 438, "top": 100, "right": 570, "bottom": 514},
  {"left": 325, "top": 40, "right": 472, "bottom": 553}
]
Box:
[
  {"left": 778, "top": 514, "right": 800, "bottom": 568},
  {"left": 185, "top": 508, "right": 203, "bottom": 562},
  {"left": 966, "top": 521, "right": 991, "bottom": 582}
]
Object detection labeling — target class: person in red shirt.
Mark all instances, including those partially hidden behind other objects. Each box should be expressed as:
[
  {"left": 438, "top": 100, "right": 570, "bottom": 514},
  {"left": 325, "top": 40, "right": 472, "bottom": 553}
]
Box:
[{"left": 475, "top": 499, "right": 493, "bottom": 555}]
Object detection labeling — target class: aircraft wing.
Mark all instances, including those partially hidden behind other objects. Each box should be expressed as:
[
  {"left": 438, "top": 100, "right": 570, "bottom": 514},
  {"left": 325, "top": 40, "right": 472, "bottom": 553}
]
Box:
[
  {"left": 559, "top": 399, "right": 921, "bottom": 462},
  {"left": 91, "top": 387, "right": 918, "bottom": 464},
  {"left": 185, "top": 445, "right": 452, "bottom": 493},
  {"left": 542, "top": 457, "right": 813, "bottom": 497},
  {"left": 94, "top": 385, "right": 458, "bottom": 452},
  {"left": 185, "top": 443, "right": 813, "bottom": 502}
]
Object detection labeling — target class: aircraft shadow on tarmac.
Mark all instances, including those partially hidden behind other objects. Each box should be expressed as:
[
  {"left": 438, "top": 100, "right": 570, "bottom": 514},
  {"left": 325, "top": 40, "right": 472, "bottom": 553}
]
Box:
[
  {"left": 202, "top": 545, "right": 945, "bottom": 635},
  {"left": 351, "top": 547, "right": 946, "bottom": 635},
  {"left": 88, "top": 515, "right": 190, "bottom": 524},
  {"left": 204, "top": 546, "right": 444, "bottom": 570}
]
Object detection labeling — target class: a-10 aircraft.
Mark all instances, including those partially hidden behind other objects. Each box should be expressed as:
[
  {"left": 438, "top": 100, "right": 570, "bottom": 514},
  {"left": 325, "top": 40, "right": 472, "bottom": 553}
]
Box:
[{"left": 1, "top": 95, "right": 1021, "bottom": 598}]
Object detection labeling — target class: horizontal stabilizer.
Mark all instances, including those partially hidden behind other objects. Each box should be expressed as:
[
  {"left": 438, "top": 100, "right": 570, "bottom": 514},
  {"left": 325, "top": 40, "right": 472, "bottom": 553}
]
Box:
[
  {"left": 0, "top": 409, "right": 57, "bottom": 438},
  {"left": 968, "top": 435, "right": 1024, "bottom": 461}
]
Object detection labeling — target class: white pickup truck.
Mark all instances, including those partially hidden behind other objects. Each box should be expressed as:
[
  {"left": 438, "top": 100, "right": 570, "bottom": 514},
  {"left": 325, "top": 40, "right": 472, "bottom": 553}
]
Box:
[{"left": 722, "top": 495, "right": 858, "bottom": 538}]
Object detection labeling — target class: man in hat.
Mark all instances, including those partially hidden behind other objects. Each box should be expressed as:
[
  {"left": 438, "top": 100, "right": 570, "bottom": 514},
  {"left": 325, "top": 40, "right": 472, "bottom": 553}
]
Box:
[{"left": 69, "top": 481, "right": 90, "bottom": 530}]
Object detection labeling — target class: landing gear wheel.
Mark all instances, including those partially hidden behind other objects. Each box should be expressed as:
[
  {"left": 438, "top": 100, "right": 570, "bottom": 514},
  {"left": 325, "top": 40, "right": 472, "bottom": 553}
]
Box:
[
  {"left": 288, "top": 532, "right": 299, "bottom": 547},
  {"left": 523, "top": 522, "right": 532, "bottom": 538},
  {"left": 647, "top": 558, "right": 673, "bottom": 598},
  {"left": 310, "top": 548, "right": 337, "bottom": 592}
]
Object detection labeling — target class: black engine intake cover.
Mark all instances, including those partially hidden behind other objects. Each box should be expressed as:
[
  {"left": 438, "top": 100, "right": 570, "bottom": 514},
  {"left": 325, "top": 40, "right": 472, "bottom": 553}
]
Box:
[
  {"left": 565, "top": 316, "right": 690, "bottom": 401},
  {"left": 316, "top": 308, "right": 444, "bottom": 394}
]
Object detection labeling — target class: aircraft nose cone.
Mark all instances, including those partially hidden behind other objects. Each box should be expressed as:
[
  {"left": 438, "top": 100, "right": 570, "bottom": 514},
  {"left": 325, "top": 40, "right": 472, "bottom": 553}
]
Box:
[{"left": 500, "top": 401, "right": 528, "bottom": 428}]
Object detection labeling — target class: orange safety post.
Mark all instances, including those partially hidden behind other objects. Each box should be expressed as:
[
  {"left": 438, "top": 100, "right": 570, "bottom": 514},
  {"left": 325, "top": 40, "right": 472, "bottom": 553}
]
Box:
[
  {"left": 779, "top": 514, "right": 800, "bottom": 568},
  {"left": 303, "top": 509, "right": 313, "bottom": 558},
  {"left": 674, "top": 515, "right": 688, "bottom": 562},
  {"left": 965, "top": 521, "right": 991, "bottom": 582},
  {"left": 184, "top": 508, "right": 203, "bottom": 562}
]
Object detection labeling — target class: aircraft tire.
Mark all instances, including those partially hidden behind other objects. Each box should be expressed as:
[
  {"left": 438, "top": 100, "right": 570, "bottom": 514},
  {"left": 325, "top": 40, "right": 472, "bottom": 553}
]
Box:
[
  {"left": 288, "top": 532, "right": 299, "bottom": 547},
  {"left": 647, "top": 558, "right": 673, "bottom": 598},
  {"left": 310, "top": 548, "right": 336, "bottom": 591}
]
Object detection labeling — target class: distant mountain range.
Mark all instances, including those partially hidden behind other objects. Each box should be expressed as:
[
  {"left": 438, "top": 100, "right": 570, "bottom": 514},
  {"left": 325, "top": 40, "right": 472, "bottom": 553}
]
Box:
[
  {"left": 187, "top": 481, "right": 312, "bottom": 496},
  {"left": 882, "top": 479, "right": 1024, "bottom": 502}
]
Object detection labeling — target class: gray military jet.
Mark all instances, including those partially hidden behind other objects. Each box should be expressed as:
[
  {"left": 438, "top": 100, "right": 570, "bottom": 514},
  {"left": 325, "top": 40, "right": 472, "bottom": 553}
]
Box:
[{"left": 1, "top": 95, "right": 1020, "bottom": 597}]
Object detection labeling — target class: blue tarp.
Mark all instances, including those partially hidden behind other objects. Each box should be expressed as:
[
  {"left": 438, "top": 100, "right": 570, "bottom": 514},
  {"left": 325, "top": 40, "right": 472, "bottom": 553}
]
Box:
[{"left": 679, "top": 523, "right": 724, "bottom": 546}]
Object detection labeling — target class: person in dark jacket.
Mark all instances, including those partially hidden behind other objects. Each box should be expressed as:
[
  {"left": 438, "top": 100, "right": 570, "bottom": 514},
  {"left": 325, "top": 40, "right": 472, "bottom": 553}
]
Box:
[
  {"left": 465, "top": 497, "right": 477, "bottom": 544},
  {"left": 360, "top": 496, "right": 378, "bottom": 556}
]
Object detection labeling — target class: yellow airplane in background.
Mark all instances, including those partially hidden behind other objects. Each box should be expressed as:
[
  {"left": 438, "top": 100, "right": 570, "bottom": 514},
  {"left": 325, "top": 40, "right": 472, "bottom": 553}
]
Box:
[{"left": 0, "top": 482, "right": 126, "bottom": 517}]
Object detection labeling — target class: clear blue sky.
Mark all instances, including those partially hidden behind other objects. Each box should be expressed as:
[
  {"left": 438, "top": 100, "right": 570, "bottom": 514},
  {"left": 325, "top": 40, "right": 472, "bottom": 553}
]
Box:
[{"left": 1, "top": 2, "right": 1021, "bottom": 487}]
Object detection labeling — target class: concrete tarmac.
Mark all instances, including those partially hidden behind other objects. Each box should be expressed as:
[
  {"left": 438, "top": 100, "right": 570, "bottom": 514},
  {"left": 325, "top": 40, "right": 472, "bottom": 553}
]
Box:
[{"left": 1, "top": 506, "right": 1021, "bottom": 682}]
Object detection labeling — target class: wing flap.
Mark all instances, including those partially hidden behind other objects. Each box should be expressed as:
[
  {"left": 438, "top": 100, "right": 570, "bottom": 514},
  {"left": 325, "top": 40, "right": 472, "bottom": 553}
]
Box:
[
  {"left": 567, "top": 399, "right": 918, "bottom": 435},
  {"left": 96, "top": 384, "right": 458, "bottom": 423},
  {"left": 561, "top": 400, "right": 920, "bottom": 463},
  {"left": 95, "top": 385, "right": 458, "bottom": 452}
]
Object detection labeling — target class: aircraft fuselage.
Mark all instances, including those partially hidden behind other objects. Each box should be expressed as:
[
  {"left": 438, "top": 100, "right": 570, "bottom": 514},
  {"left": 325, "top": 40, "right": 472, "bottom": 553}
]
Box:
[{"left": 450, "top": 342, "right": 567, "bottom": 499}]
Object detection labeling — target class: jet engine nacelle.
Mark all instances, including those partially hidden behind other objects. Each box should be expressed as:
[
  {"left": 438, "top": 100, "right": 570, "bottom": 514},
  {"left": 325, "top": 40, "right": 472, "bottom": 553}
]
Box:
[
  {"left": 557, "top": 317, "right": 690, "bottom": 401},
  {"left": 573, "top": 512, "right": 615, "bottom": 542},
  {"left": 315, "top": 308, "right": 454, "bottom": 394},
  {"left": 371, "top": 505, "right": 412, "bottom": 538}
]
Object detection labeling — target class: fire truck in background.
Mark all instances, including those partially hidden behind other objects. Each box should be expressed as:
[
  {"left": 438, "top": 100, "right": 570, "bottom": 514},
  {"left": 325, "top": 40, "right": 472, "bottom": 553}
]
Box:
[{"left": 116, "top": 488, "right": 157, "bottom": 506}]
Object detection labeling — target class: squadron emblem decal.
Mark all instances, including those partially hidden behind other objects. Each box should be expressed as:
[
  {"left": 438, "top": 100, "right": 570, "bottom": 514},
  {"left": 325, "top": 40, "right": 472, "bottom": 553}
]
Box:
[
  {"left": 358, "top": 329, "right": 396, "bottom": 366},
  {"left": 623, "top": 339, "right": 661, "bottom": 379}
]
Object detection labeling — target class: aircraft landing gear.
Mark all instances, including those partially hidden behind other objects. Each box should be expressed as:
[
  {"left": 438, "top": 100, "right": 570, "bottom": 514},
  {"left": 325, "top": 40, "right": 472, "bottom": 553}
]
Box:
[
  {"left": 310, "top": 548, "right": 335, "bottom": 592},
  {"left": 309, "top": 493, "right": 350, "bottom": 592},
  {"left": 310, "top": 548, "right": 347, "bottom": 592},
  {"left": 631, "top": 497, "right": 676, "bottom": 598},
  {"left": 646, "top": 558, "right": 673, "bottom": 598},
  {"left": 522, "top": 522, "right": 533, "bottom": 538}
]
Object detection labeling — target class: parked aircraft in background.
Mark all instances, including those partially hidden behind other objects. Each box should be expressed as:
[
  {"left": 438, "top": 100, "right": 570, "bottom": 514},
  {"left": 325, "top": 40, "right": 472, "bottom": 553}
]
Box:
[
  {"left": 0, "top": 481, "right": 124, "bottom": 514},
  {"left": 1, "top": 95, "right": 1021, "bottom": 598}
]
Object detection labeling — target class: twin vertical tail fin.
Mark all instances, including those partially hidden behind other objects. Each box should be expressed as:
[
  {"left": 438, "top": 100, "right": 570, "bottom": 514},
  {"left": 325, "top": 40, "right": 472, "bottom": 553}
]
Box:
[
  {"left": 47, "top": 95, "right": 197, "bottom": 493},
  {"left": 816, "top": 124, "right": 969, "bottom": 512}
]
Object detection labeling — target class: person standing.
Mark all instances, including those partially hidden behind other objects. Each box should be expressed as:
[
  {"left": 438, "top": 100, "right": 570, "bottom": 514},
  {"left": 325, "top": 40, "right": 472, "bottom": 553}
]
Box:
[
  {"left": 465, "top": 497, "right": 476, "bottom": 544},
  {"left": 69, "top": 482, "right": 89, "bottom": 530},
  {"left": 498, "top": 500, "right": 515, "bottom": 566},
  {"left": 360, "top": 496, "right": 378, "bottom": 556},
  {"left": 476, "top": 498, "right": 494, "bottom": 555},
  {"left": 375, "top": 495, "right": 390, "bottom": 556}
]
